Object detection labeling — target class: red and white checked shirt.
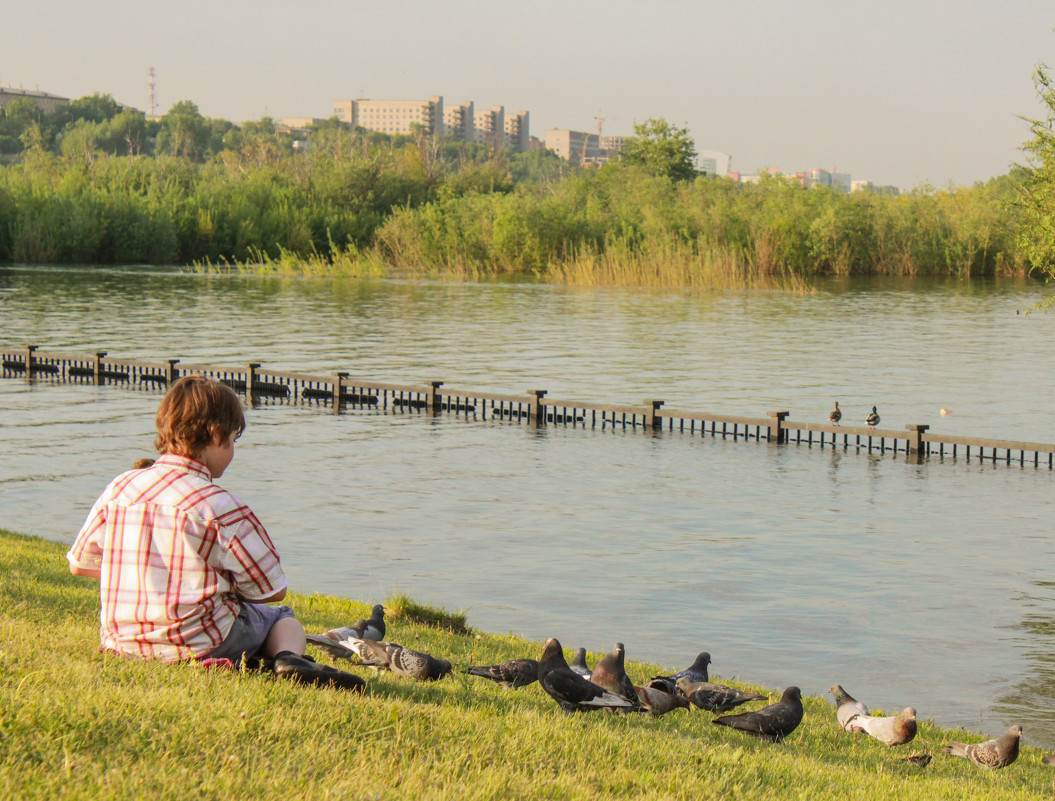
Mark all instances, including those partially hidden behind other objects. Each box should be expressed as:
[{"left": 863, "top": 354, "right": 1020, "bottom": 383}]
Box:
[{"left": 67, "top": 454, "right": 287, "bottom": 663}]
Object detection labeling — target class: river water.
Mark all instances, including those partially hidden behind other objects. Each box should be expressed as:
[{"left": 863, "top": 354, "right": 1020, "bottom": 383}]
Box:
[{"left": 2, "top": 265, "right": 1054, "bottom": 745}]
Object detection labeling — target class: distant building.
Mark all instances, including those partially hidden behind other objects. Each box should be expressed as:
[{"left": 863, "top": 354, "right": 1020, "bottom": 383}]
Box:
[
  {"left": 444, "top": 101, "right": 475, "bottom": 142},
  {"left": 333, "top": 95, "right": 445, "bottom": 136},
  {"left": 545, "top": 129, "right": 601, "bottom": 165},
  {"left": 505, "top": 110, "right": 529, "bottom": 152},
  {"left": 0, "top": 87, "right": 69, "bottom": 114},
  {"left": 474, "top": 106, "right": 504, "bottom": 148},
  {"left": 332, "top": 94, "right": 529, "bottom": 150},
  {"left": 800, "top": 168, "right": 851, "bottom": 193}
]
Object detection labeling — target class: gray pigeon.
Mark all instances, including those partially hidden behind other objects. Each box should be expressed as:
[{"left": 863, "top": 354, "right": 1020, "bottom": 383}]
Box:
[
  {"left": 569, "top": 647, "right": 592, "bottom": 679},
  {"left": 1041, "top": 754, "right": 1055, "bottom": 766},
  {"left": 830, "top": 684, "right": 869, "bottom": 732},
  {"left": 465, "top": 658, "right": 539, "bottom": 688},
  {"left": 635, "top": 684, "right": 691, "bottom": 717},
  {"left": 677, "top": 677, "right": 767, "bottom": 713},
  {"left": 712, "top": 686, "right": 804, "bottom": 742},
  {"left": 385, "top": 644, "right": 452, "bottom": 681},
  {"left": 305, "top": 632, "right": 394, "bottom": 669},
  {"left": 351, "top": 604, "right": 386, "bottom": 640},
  {"left": 851, "top": 707, "right": 917, "bottom": 747},
  {"left": 649, "top": 652, "right": 711, "bottom": 695},
  {"left": 588, "top": 643, "right": 640, "bottom": 711},
  {"left": 942, "top": 725, "right": 1022, "bottom": 769},
  {"left": 537, "top": 638, "right": 635, "bottom": 714}
]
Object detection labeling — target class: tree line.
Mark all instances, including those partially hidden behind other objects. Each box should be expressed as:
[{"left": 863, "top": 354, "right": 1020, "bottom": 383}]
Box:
[{"left": 0, "top": 93, "right": 1047, "bottom": 284}]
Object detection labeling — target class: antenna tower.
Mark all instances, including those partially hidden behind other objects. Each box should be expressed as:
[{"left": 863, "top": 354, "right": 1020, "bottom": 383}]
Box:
[
  {"left": 595, "top": 109, "right": 605, "bottom": 138},
  {"left": 147, "top": 67, "right": 158, "bottom": 120}
]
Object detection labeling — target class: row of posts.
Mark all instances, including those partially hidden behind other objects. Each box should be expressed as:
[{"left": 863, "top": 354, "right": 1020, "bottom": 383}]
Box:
[{"left": 14, "top": 348, "right": 932, "bottom": 454}]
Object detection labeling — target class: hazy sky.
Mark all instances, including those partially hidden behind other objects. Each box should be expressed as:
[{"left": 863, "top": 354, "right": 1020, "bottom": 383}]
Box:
[{"left": 6, "top": 1, "right": 1054, "bottom": 189}]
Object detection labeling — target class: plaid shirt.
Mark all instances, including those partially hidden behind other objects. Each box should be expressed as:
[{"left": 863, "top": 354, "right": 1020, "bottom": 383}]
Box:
[{"left": 68, "top": 454, "right": 287, "bottom": 663}]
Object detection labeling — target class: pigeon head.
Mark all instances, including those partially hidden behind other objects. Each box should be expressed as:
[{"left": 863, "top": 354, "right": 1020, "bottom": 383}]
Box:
[
  {"left": 613, "top": 643, "right": 626, "bottom": 665},
  {"left": 435, "top": 658, "right": 453, "bottom": 679},
  {"left": 540, "top": 638, "right": 567, "bottom": 665},
  {"left": 1008, "top": 725, "right": 1023, "bottom": 738},
  {"left": 900, "top": 707, "right": 917, "bottom": 721},
  {"left": 372, "top": 604, "right": 385, "bottom": 618},
  {"left": 830, "top": 684, "right": 850, "bottom": 700},
  {"left": 692, "top": 652, "right": 712, "bottom": 668},
  {"left": 781, "top": 686, "right": 802, "bottom": 703}
]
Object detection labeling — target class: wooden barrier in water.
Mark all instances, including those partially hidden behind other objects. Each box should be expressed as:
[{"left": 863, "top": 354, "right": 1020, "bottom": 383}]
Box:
[{"left": 4, "top": 344, "right": 1054, "bottom": 468}]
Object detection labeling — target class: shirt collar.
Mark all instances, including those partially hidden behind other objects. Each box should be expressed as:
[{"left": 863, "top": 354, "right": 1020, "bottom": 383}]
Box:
[{"left": 155, "top": 454, "right": 212, "bottom": 480}]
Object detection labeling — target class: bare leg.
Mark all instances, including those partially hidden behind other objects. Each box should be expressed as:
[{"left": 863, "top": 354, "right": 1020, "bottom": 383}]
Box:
[{"left": 263, "top": 616, "right": 307, "bottom": 658}]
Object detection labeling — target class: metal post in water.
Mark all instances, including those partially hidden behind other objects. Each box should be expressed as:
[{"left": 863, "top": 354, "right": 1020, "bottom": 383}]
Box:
[
  {"left": 24, "top": 345, "right": 37, "bottom": 382},
  {"left": 767, "top": 411, "right": 789, "bottom": 443},
  {"left": 644, "top": 400, "right": 665, "bottom": 430},
  {"left": 333, "top": 372, "right": 348, "bottom": 415},
  {"left": 94, "top": 351, "right": 107, "bottom": 385},
  {"left": 528, "top": 390, "right": 547, "bottom": 425},
  {"left": 906, "top": 424, "right": 929, "bottom": 460},
  {"left": 247, "top": 363, "right": 260, "bottom": 405}
]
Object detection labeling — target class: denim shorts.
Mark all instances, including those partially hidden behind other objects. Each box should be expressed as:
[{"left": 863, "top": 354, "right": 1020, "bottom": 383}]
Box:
[{"left": 205, "top": 603, "right": 296, "bottom": 661}]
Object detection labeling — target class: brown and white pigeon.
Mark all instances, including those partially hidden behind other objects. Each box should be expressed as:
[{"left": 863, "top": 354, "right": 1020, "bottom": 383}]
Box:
[
  {"left": 465, "top": 658, "right": 539, "bottom": 688},
  {"left": 1042, "top": 754, "right": 1055, "bottom": 766},
  {"left": 569, "top": 647, "right": 592, "bottom": 679},
  {"left": 943, "top": 725, "right": 1022, "bottom": 769},
  {"left": 649, "top": 652, "right": 711, "bottom": 695},
  {"left": 385, "top": 644, "right": 452, "bottom": 681},
  {"left": 537, "top": 638, "right": 635, "bottom": 714},
  {"left": 830, "top": 684, "right": 869, "bottom": 732},
  {"left": 305, "top": 632, "right": 394, "bottom": 669},
  {"left": 635, "top": 684, "right": 691, "bottom": 717},
  {"left": 677, "top": 677, "right": 767, "bottom": 714},
  {"left": 712, "top": 686, "right": 804, "bottom": 742},
  {"left": 588, "top": 643, "right": 640, "bottom": 711},
  {"left": 851, "top": 707, "right": 918, "bottom": 746}
]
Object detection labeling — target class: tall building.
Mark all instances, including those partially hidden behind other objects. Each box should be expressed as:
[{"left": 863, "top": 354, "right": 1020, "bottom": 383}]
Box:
[
  {"left": 474, "top": 106, "right": 504, "bottom": 148},
  {"left": 444, "top": 100, "right": 475, "bottom": 142},
  {"left": 505, "top": 110, "right": 529, "bottom": 152},
  {"left": 0, "top": 87, "right": 69, "bottom": 114},
  {"left": 332, "top": 95, "right": 445, "bottom": 136}
]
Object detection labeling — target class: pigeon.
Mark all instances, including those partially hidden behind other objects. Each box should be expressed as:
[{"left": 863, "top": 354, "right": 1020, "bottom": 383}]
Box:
[
  {"left": 569, "top": 647, "right": 592, "bottom": 680},
  {"left": 537, "top": 637, "right": 635, "bottom": 714},
  {"left": 828, "top": 402, "right": 842, "bottom": 425},
  {"left": 829, "top": 684, "right": 868, "bottom": 732},
  {"left": 712, "top": 686, "right": 804, "bottom": 742},
  {"left": 677, "top": 677, "right": 767, "bottom": 714},
  {"left": 1042, "top": 754, "right": 1055, "bottom": 766},
  {"left": 305, "top": 632, "right": 394, "bottom": 668},
  {"left": 303, "top": 604, "right": 386, "bottom": 657},
  {"left": 588, "top": 643, "right": 640, "bottom": 710},
  {"left": 851, "top": 707, "right": 917, "bottom": 747},
  {"left": 649, "top": 652, "right": 711, "bottom": 695},
  {"left": 351, "top": 604, "right": 386, "bottom": 640},
  {"left": 386, "top": 644, "right": 452, "bottom": 681},
  {"left": 866, "top": 406, "right": 880, "bottom": 428},
  {"left": 635, "top": 684, "right": 691, "bottom": 717},
  {"left": 465, "top": 659, "right": 539, "bottom": 688},
  {"left": 942, "top": 725, "right": 1022, "bottom": 769}
]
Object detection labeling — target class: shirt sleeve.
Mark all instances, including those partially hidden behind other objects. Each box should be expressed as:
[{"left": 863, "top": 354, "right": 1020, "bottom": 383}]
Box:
[
  {"left": 67, "top": 494, "right": 109, "bottom": 571},
  {"left": 215, "top": 508, "right": 287, "bottom": 600}
]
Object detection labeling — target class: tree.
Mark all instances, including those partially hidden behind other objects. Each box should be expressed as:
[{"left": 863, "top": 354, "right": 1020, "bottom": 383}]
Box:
[
  {"left": 1019, "top": 65, "right": 1055, "bottom": 273},
  {"left": 618, "top": 118, "right": 698, "bottom": 182}
]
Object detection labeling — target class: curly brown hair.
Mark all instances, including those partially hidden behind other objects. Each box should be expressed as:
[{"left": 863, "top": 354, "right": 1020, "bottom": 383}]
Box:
[{"left": 154, "top": 374, "right": 245, "bottom": 458}]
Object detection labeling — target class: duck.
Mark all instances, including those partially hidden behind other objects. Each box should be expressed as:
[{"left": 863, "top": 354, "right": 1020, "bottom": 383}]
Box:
[
  {"left": 828, "top": 402, "right": 842, "bottom": 425},
  {"left": 865, "top": 406, "right": 880, "bottom": 428}
]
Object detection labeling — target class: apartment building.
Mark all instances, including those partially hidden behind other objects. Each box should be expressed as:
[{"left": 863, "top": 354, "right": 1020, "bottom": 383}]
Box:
[
  {"left": 474, "top": 106, "right": 504, "bottom": 148},
  {"left": 545, "top": 129, "right": 601, "bottom": 165},
  {"left": 0, "top": 87, "right": 69, "bottom": 114},
  {"left": 505, "top": 110, "right": 530, "bottom": 152},
  {"left": 444, "top": 101, "right": 475, "bottom": 142},
  {"left": 333, "top": 95, "right": 445, "bottom": 136}
]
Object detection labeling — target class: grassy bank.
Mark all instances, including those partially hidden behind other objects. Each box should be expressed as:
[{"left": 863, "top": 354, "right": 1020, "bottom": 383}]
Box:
[{"left": 1, "top": 527, "right": 1050, "bottom": 800}]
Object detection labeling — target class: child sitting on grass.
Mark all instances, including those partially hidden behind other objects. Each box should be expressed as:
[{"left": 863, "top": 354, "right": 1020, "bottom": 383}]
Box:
[{"left": 67, "top": 374, "right": 361, "bottom": 691}]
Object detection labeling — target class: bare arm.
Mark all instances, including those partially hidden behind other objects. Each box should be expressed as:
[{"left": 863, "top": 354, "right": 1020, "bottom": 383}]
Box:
[
  {"left": 70, "top": 564, "right": 101, "bottom": 579},
  {"left": 239, "top": 586, "right": 287, "bottom": 603}
]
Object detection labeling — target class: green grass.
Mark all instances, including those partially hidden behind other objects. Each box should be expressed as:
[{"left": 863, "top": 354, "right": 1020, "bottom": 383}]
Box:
[{"left": 1, "top": 527, "right": 1052, "bottom": 800}]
